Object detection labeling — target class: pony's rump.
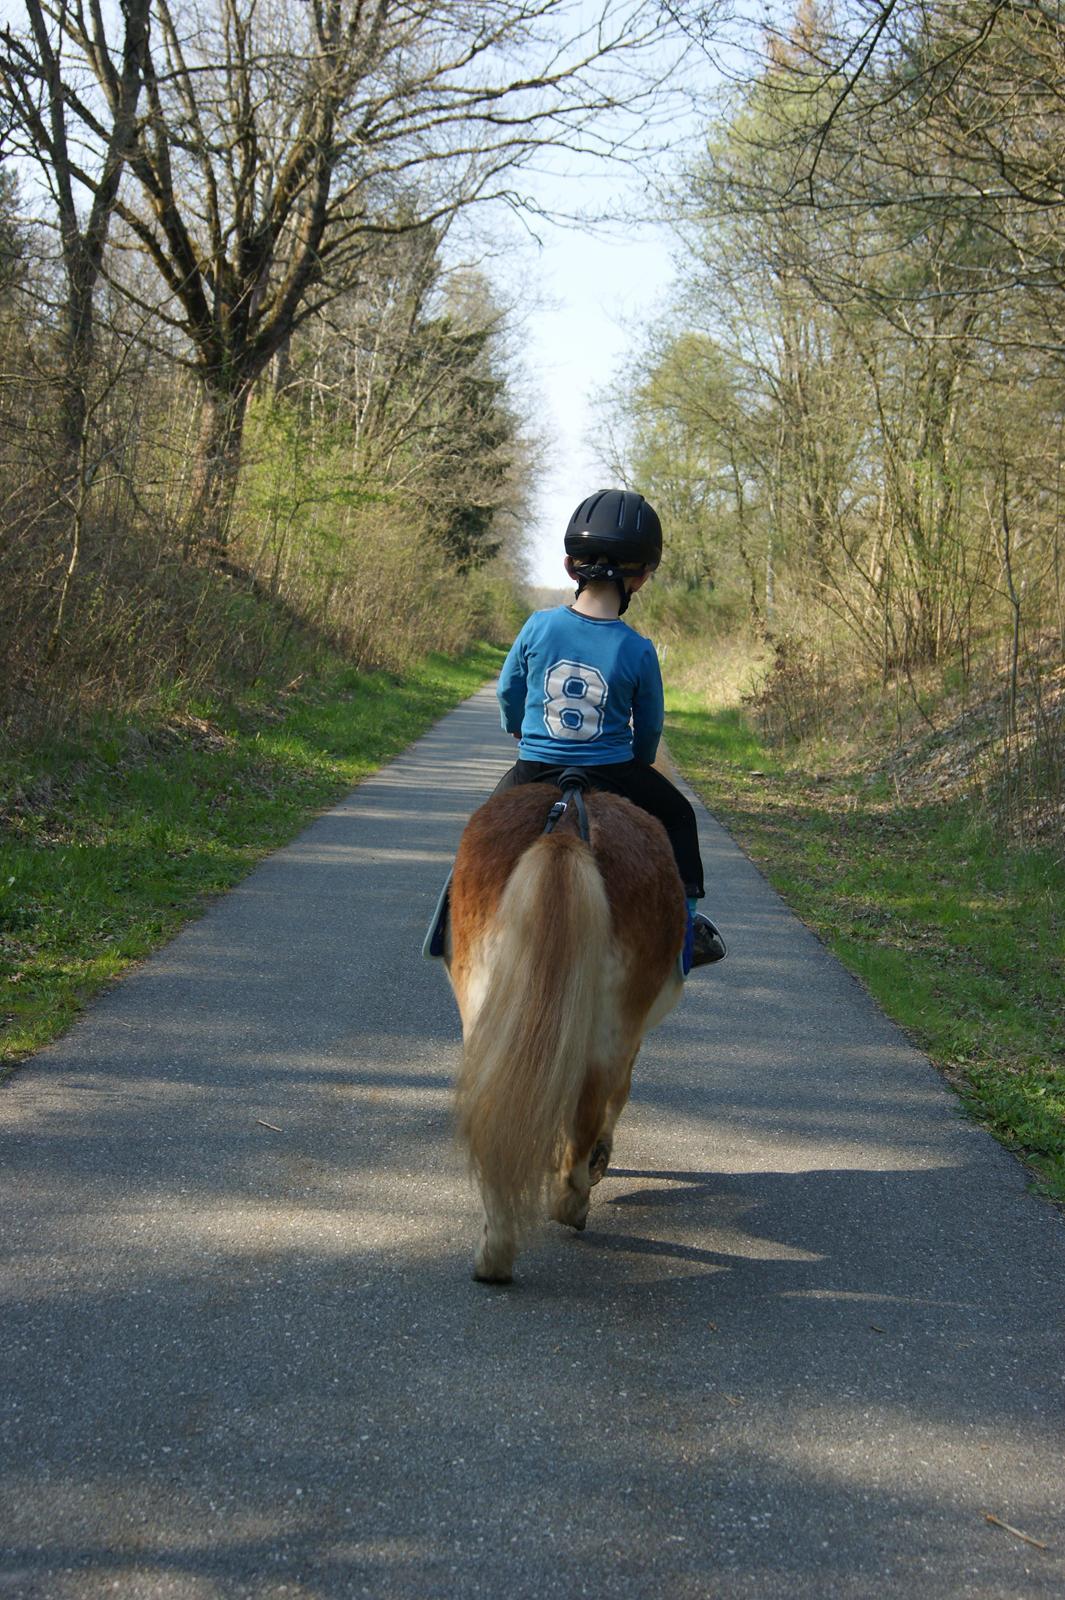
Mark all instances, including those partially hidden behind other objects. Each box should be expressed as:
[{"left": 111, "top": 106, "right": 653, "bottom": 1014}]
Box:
[{"left": 450, "top": 783, "right": 686, "bottom": 1238}]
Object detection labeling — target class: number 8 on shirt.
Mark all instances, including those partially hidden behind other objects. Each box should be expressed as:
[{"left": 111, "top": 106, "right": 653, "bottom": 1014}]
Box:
[{"left": 543, "top": 659, "right": 608, "bottom": 742}]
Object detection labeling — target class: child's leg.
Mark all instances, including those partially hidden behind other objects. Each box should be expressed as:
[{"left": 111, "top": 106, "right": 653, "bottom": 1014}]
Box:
[
  {"left": 601, "top": 763, "right": 724, "bottom": 967},
  {"left": 600, "top": 762, "right": 705, "bottom": 898}
]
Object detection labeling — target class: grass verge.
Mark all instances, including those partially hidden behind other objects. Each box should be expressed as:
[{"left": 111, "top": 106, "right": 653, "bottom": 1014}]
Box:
[
  {"left": 0, "top": 644, "right": 503, "bottom": 1072},
  {"left": 667, "top": 690, "right": 1065, "bottom": 1204}
]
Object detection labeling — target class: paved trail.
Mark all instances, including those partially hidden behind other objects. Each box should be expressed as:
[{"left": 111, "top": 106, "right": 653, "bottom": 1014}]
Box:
[{"left": 2, "top": 687, "right": 1063, "bottom": 1600}]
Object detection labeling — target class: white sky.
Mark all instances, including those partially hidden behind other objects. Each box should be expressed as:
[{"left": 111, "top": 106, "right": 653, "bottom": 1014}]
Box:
[
  {"left": 454, "top": 0, "right": 720, "bottom": 588},
  {"left": 514, "top": 211, "right": 678, "bottom": 586},
  {"left": 484, "top": 20, "right": 719, "bottom": 588}
]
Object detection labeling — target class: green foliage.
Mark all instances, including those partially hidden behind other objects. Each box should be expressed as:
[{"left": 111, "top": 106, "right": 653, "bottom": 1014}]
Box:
[
  {"left": 239, "top": 390, "right": 522, "bottom": 674},
  {"left": 399, "top": 315, "right": 517, "bottom": 572},
  {"left": 0, "top": 181, "right": 529, "bottom": 734},
  {"left": 666, "top": 686, "right": 1065, "bottom": 1203},
  {"left": 609, "top": 0, "right": 1065, "bottom": 701},
  {"left": 621, "top": 331, "right": 753, "bottom": 596},
  {"left": 605, "top": 1, "right": 1065, "bottom": 873},
  {"left": 636, "top": 581, "right": 752, "bottom": 695},
  {"left": 0, "top": 645, "right": 504, "bottom": 1069}
]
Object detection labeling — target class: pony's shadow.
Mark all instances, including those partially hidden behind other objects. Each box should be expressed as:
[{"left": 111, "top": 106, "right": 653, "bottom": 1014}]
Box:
[
  {"left": 574, "top": 1231, "right": 727, "bottom": 1269},
  {"left": 566, "top": 1161, "right": 990, "bottom": 1311},
  {"left": 605, "top": 1165, "right": 722, "bottom": 1203},
  {"left": 570, "top": 1165, "right": 765, "bottom": 1272}
]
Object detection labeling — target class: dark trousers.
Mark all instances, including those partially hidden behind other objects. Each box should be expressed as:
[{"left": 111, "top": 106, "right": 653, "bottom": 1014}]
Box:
[{"left": 491, "top": 758, "right": 704, "bottom": 899}]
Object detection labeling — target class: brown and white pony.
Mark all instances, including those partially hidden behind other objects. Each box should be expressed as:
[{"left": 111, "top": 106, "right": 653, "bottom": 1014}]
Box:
[{"left": 445, "top": 781, "right": 686, "bottom": 1283}]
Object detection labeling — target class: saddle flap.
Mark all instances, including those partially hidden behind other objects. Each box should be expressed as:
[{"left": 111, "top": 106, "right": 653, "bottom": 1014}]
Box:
[{"left": 422, "top": 870, "right": 452, "bottom": 959}]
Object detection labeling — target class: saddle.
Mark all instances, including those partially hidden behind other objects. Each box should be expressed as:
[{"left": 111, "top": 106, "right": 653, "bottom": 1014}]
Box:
[{"left": 418, "top": 761, "right": 700, "bottom": 972}]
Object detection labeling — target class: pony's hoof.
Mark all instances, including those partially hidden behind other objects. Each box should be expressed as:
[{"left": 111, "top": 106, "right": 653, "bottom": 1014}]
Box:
[
  {"left": 474, "top": 1232, "right": 514, "bottom": 1283},
  {"left": 588, "top": 1140, "right": 611, "bottom": 1185},
  {"left": 552, "top": 1190, "right": 590, "bottom": 1231},
  {"left": 473, "top": 1264, "right": 513, "bottom": 1285}
]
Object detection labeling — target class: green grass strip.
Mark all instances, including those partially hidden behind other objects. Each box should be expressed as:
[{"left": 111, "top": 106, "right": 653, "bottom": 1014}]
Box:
[
  {"left": 0, "top": 644, "right": 503, "bottom": 1071},
  {"left": 667, "top": 689, "right": 1065, "bottom": 1204}
]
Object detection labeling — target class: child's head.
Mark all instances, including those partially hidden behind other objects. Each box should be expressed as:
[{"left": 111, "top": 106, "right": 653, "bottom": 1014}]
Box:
[
  {"left": 563, "top": 552, "right": 651, "bottom": 592},
  {"left": 564, "top": 490, "right": 661, "bottom": 615}
]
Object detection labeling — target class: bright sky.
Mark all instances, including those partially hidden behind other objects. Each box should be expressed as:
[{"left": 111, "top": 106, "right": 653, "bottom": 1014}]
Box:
[
  {"left": 516, "top": 213, "right": 678, "bottom": 586},
  {"left": 479, "top": 2, "right": 713, "bottom": 588}
]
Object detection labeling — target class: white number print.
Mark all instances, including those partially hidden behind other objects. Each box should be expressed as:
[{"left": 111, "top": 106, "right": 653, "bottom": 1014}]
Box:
[{"left": 543, "top": 659, "right": 608, "bottom": 742}]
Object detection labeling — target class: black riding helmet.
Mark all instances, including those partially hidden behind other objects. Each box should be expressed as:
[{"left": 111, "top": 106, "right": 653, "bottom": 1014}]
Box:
[{"left": 564, "top": 489, "right": 662, "bottom": 614}]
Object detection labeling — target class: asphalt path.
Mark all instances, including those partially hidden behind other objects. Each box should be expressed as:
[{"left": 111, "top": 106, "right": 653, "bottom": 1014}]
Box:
[{"left": 2, "top": 685, "right": 1063, "bottom": 1600}]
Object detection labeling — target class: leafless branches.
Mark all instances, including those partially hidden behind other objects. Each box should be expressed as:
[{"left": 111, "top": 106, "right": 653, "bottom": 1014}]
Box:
[{"left": 3, "top": 0, "right": 698, "bottom": 545}]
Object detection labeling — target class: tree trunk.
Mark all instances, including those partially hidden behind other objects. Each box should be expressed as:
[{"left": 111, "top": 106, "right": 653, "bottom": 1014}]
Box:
[
  {"left": 56, "top": 261, "right": 94, "bottom": 498},
  {"left": 13, "top": 0, "right": 150, "bottom": 497},
  {"left": 185, "top": 383, "right": 252, "bottom": 557}
]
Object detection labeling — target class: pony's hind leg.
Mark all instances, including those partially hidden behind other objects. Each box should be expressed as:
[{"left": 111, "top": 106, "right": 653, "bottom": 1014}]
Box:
[
  {"left": 551, "top": 1074, "right": 607, "bottom": 1232},
  {"left": 588, "top": 1136, "right": 612, "bottom": 1187},
  {"left": 473, "top": 1187, "right": 516, "bottom": 1285},
  {"left": 588, "top": 1042, "right": 641, "bottom": 1186}
]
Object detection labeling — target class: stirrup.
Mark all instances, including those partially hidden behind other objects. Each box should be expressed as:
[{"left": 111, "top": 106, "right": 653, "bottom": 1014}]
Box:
[{"left": 690, "top": 913, "right": 727, "bottom": 968}]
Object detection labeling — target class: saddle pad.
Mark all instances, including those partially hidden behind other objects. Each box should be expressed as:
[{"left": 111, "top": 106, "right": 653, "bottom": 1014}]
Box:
[{"left": 422, "top": 871, "right": 452, "bottom": 959}]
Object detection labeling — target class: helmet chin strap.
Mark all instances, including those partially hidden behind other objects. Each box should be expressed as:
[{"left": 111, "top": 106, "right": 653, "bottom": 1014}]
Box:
[{"left": 573, "top": 561, "right": 631, "bottom": 615}]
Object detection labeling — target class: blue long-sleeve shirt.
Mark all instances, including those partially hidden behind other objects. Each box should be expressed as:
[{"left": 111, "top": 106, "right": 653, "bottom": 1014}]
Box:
[{"left": 496, "top": 605, "right": 664, "bottom": 765}]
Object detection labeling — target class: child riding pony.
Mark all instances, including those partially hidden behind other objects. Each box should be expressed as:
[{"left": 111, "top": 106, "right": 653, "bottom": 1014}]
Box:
[{"left": 438, "top": 489, "right": 726, "bottom": 1281}]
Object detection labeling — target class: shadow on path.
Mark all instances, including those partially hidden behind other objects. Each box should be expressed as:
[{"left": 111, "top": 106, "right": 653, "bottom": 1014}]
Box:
[{"left": 2, "top": 687, "right": 1062, "bottom": 1599}]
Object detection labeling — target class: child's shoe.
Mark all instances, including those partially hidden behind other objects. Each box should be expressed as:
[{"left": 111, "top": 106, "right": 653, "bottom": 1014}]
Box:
[{"left": 690, "top": 913, "right": 727, "bottom": 967}]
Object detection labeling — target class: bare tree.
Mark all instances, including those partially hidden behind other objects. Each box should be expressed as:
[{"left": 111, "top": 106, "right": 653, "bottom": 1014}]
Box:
[
  {"left": 714, "top": 0, "right": 1065, "bottom": 350},
  {"left": 8, "top": 0, "right": 687, "bottom": 551},
  {"left": 0, "top": 0, "right": 150, "bottom": 486}
]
